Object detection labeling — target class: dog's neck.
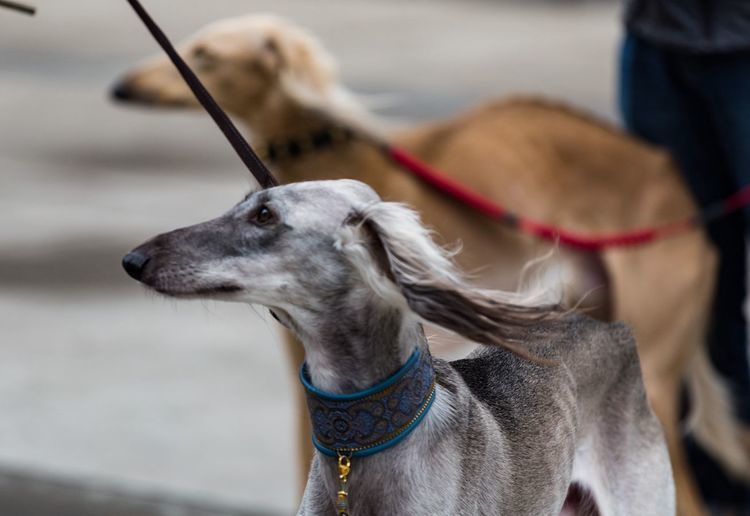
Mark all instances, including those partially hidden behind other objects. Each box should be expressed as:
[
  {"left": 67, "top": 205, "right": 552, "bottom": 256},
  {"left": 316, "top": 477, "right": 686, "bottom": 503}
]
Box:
[
  {"left": 294, "top": 299, "right": 449, "bottom": 515},
  {"left": 238, "top": 93, "right": 388, "bottom": 184},
  {"left": 292, "top": 297, "right": 425, "bottom": 394},
  {"left": 244, "top": 93, "right": 349, "bottom": 149}
]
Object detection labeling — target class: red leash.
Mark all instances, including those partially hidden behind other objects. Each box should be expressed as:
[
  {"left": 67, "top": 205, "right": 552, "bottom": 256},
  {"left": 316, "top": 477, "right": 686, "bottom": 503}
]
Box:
[
  {"left": 384, "top": 144, "right": 750, "bottom": 251},
  {"left": 118, "top": 0, "right": 750, "bottom": 250}
]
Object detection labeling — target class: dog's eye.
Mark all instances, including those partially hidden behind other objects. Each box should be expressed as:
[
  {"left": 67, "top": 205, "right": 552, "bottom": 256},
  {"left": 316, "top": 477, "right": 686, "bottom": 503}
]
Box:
[{"left": 251, "top": 205, "right": 276, "bottom": 226}]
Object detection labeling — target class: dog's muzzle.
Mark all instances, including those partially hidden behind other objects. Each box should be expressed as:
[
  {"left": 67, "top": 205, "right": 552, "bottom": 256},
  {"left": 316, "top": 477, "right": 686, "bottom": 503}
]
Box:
[{"left": 122, "top": 251, "right": 150, "bottom": 281}]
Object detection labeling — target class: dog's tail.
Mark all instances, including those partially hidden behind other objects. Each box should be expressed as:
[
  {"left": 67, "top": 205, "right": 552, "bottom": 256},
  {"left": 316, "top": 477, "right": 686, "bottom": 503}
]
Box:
[{"left": 685, "top": 344, "right": 750, "bottom": 481}]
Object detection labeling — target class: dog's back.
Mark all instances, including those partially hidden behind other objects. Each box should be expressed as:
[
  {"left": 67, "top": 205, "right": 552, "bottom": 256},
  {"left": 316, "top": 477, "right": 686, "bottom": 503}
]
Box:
[{"left": 444, "top": 314, "right": 675, "bottom": 515}]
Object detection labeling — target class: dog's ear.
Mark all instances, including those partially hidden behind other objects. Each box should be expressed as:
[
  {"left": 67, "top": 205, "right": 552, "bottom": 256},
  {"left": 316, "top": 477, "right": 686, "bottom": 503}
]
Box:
[
  {"left": 253, "top": 36, "right": 285, "bottom": 76},
  {"left": 340, "top": 203, "right": 560, "bottom": 364},
  {"left": 254, "top": 23, "right": 336, "bottom": 94}
]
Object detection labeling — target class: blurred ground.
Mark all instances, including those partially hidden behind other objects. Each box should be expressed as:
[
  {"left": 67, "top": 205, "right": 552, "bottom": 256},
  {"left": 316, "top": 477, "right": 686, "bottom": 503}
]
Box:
[{"left": 0, "top": 0, "right": 619, "bottom": 513}]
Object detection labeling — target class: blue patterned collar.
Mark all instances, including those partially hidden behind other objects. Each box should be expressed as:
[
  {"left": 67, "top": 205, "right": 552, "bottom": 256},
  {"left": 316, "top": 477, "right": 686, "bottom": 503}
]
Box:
[{"left": 300, "top": 348, "right": 436, "bottom": 458}]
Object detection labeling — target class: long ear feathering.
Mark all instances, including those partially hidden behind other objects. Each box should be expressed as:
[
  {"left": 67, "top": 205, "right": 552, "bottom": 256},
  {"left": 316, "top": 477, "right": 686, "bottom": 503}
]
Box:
[{"left": 338, "top": 202, "right": 564, "bottom": 364}]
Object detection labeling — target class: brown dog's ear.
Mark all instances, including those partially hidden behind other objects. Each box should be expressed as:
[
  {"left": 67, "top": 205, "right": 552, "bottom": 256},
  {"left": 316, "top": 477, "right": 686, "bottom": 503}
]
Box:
[
  {"left": 242, "top": 36, "right": 284, "bottom": 79},
  {"left": 257, "top": 26, "right": 335, "bottom": 94},
  {"left": 255, "top": 36, "right": 284, "bottom": 74},
  {"left": 343, "top": 203, "right": 560, "bottom": 365}
]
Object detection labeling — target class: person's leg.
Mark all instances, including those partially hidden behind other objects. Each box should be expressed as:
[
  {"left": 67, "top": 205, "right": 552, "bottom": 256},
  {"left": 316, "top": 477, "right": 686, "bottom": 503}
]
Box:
[
  {"left": 677, "top": 52, "right": 750, "bottom": 510},
  {"left": 619, "top": 35, "right": 732, "bottom": 204},
  {"left": 699, "top": 52, "right": 750, "bottom": 426},
  {"left": 619, "top": 33, "right": 750, "bottom": 508}
]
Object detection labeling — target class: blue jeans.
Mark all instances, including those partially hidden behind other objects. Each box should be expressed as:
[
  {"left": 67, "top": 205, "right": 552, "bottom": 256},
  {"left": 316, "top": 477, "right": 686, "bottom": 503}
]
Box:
[{"left": 619, "top": 32, "right": 750, "bottom": 505}]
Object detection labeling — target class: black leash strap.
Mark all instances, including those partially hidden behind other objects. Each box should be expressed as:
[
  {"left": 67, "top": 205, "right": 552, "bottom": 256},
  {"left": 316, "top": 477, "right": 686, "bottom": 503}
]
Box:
[
  {"left": 125, "top": 0, "right": 279, "bottom": 189},
  {"left": 0, "top": 0, "right": 35, "bottom": 15}
]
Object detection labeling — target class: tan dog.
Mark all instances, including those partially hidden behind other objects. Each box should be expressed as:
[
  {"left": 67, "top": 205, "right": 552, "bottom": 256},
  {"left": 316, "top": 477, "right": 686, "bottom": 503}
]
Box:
[{"left": 113, "top": 14, "right": 748, "bottom": 515}]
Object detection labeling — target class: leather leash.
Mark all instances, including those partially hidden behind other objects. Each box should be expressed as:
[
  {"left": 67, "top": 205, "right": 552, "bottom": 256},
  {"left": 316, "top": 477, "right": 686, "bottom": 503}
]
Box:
[
  {"left": 125, "top": 0, "right": 278, "bottom": 189},
  {"left": 0, "top": 0, "right": 35, "bottom": 15}
]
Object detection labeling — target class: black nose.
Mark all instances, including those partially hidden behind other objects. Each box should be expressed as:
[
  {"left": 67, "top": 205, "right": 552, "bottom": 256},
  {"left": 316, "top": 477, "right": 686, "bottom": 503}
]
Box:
[
  {"left": 111, "top": 81, "right": 134, "bottom": 101},
  {"left": 122, "top": 251, "right": 150, "bottom": 281}
]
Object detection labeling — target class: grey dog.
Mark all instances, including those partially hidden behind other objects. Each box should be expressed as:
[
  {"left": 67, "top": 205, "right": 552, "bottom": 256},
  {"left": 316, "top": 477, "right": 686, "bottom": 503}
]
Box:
[{"left": 123, "top": 179, "right": 674, "bottom": 515}]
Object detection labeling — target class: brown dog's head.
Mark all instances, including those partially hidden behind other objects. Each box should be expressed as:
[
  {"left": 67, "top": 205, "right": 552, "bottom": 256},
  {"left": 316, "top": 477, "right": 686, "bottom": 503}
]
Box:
[{"left": 111, "top": 14, "right": 337, "bottom": 118}]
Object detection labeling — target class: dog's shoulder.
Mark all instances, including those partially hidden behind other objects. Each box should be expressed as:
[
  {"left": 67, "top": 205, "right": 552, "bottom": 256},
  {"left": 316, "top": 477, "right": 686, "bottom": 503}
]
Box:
[
  {"left": 440, "top": 313, "right": 638, "bottom": 410},
  {"left": 442, "top": 339, "right": 561, "bottom": 420}
]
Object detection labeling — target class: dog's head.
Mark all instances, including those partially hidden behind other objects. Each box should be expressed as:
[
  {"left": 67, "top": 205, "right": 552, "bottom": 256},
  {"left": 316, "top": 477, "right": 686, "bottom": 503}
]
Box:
[
  {"left": 123, "top": 180, "right": 375, "bottom": 311},
  {"left": 124, "top": 179, "right": 558, "bottom": 360},
  {"left": 111, "top": 14, "right": 337, "bottom": 118}
]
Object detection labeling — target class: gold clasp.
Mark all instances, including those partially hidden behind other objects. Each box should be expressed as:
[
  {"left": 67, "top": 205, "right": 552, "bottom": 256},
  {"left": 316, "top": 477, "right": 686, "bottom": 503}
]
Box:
[
  {"left": 336, "top": 452, "right": 352, "bottom": 515},
  {"left": 338, "top": 454, "right": 351, "bottom": 481}
]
